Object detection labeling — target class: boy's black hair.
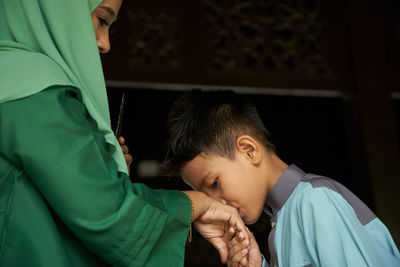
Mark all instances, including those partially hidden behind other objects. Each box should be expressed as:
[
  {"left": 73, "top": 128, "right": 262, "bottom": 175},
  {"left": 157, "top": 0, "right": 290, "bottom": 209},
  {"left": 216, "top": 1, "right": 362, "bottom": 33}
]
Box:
[{"left": 161, "top": 89, "right": 275, "bottom": 177}]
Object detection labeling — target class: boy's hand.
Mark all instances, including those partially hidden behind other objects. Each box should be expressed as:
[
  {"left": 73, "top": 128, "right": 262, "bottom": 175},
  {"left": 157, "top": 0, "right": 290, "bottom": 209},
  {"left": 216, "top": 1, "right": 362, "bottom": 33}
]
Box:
[
  {"left": 247, "top": 231, "right": 262, "bottom": 267},
  {"left": 118, "top": 136, "right": 132, "bottom": 175},
  {"left": 227, "top": 228, "right": 262, "bottom": 267},
  {"left": 227, "top": 227, "right": 249, "bottom": 267}
]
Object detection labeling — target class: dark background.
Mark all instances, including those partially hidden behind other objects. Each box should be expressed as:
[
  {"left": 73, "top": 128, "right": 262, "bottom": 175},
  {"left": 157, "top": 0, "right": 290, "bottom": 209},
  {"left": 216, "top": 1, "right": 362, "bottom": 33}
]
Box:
[{"left": 102, "top": 0, "right": 400, "bottom": 265}]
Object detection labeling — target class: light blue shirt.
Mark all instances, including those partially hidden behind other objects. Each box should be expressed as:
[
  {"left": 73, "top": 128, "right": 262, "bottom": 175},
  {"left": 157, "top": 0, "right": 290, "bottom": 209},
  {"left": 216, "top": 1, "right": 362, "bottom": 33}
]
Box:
[{"left": 262, "top": 165, "right": 400, "bottom": 267}]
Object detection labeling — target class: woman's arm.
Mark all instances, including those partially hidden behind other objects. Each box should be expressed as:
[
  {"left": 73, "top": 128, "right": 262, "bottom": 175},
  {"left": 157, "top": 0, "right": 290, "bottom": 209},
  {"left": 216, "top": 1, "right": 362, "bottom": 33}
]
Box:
[{"left": 0, "top": 86, "right": 190, "bottom": 266}]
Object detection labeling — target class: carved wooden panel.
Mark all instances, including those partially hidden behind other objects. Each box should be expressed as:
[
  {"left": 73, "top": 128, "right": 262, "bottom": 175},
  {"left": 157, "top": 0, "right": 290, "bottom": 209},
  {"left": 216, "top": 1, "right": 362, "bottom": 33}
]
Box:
[
  {"left": 101, "top": 0, "right": 350, "bottom": 91},
  {"left": 125, "top": 9, "right": 182, "bottom": 68},
  {"left": 204, "top": 0, "right": 332, "bottom": 76}
]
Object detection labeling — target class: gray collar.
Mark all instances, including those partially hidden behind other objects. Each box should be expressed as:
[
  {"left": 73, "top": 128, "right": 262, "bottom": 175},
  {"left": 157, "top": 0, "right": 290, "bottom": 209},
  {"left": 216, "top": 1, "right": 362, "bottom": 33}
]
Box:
[{"left": 263, "top": 164, "right": 305, "bottom": 218}]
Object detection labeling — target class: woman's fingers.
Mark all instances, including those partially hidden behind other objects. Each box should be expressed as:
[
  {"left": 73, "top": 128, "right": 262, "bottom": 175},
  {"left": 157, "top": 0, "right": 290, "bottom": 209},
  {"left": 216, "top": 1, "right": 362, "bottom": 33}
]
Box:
[
  {"left": 118, "top": 136, "right": 132, "bottom": 174},
  {"left": 118, "top": 136, "right": 125, "bottom": 144},
  {"left": 124, "top": 153, "right": 132, "bottom": 165}
]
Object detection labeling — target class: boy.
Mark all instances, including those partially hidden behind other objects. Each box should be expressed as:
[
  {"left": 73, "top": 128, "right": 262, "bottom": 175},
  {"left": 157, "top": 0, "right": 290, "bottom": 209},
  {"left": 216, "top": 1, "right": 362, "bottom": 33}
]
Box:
[{"left": 162, "top": 89, "right": 400, "bottom": 267}]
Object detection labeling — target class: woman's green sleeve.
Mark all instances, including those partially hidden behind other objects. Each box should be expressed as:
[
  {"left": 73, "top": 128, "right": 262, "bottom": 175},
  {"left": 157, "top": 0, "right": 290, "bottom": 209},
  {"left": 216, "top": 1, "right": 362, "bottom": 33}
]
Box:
[{"left": 0, "top": 86, "right": 191, "bottom": 266}]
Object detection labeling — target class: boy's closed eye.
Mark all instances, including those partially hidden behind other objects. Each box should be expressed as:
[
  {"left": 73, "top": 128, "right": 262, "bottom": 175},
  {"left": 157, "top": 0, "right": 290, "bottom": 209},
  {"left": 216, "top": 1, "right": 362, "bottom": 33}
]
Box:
[{"left": 211, "top": 177, "right": 218, "bottom": 188}]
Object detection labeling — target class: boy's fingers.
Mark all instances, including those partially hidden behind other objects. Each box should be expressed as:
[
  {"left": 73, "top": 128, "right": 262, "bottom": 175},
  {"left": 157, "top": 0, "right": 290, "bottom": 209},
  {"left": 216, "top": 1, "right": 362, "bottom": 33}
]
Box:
[
  {"left": 227, "top": 235, "right": 240, "bottom": 251},
  {"left": 237, "top": 230, "right": 245, "bottom": 241},
  {"left": 245, "top": 226, "right": 251, "bottom": 235},
  {"left": 224, "top": 226, "right": 236, "bottom": 242},
  {"left": 228, "top": 237, "right": 249, "bottom": 258},
  {"left": 234, "top": 222, "right": 249, "bottom": 243},
  {"left": 248, "top": 231, "right": 259, "bottom": 249},
  {"left": 227, "top": 234, "right": 250, "bottom": 267},
  {"left": 239, "top": 254, "right": 248, "bottom": 266},
  {"left": 225, "top": 207, "right": 249, "bottom": 247},
  {"left": 230, "top": 248, "right": 248, "bottom": 267}
]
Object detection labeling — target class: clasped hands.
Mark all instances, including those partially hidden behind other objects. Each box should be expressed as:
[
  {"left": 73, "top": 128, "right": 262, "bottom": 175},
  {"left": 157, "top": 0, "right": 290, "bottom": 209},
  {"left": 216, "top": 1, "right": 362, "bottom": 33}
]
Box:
[
  {"left": 186, "top": 191, "right": 262, "bottom": 267},
  {"left": 118, "top": 137, "right": 261, "bottom": 266}
]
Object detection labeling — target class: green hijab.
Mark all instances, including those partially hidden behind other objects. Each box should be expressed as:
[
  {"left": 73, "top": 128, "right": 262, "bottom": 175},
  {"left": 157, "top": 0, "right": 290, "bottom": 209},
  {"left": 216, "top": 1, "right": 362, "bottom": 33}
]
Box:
[{"left": 0, "top": 0, "right": 128, "bottom": 174}]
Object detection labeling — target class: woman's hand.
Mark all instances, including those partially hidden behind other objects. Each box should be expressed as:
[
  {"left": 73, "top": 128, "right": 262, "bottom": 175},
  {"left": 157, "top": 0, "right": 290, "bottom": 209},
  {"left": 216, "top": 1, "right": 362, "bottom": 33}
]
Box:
[
  {"left": 118, "top": 136, "right": 132, "bottom": 175},
  {"left": 184, "top": 191, "right": 250, "bottom": 264}
]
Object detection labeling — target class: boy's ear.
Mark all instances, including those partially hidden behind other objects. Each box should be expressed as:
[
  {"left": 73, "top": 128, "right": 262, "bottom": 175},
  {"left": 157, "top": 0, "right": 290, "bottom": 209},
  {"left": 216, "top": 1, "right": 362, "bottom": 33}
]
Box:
[{"left": 236, "top": 135, "right": 261, "bottom": 165}]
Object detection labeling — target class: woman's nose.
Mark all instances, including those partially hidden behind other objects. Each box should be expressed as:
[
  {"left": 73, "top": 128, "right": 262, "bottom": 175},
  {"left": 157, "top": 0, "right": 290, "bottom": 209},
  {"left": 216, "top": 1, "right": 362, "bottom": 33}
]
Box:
[{"left": 97, "top": 34, "right": 110, "bottom": 54}]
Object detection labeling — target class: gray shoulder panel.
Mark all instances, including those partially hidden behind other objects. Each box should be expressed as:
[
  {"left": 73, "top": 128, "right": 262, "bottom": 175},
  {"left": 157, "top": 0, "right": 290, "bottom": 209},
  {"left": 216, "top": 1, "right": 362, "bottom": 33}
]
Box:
[{"left": 302, "top": 174, "right": 376, "bottom": 226}]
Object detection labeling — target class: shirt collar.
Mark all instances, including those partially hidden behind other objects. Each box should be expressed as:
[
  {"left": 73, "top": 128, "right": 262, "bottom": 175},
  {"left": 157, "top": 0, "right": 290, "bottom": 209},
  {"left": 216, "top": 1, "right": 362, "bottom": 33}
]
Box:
[{"left": 263, "top": 164, "right": 305, "bottom": 217}]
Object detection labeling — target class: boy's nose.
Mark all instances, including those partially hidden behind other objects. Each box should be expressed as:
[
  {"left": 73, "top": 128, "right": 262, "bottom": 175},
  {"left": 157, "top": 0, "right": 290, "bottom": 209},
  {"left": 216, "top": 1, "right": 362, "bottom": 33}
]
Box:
[{"left": 219, "top": 199, "right": 227, "bottom": 205}]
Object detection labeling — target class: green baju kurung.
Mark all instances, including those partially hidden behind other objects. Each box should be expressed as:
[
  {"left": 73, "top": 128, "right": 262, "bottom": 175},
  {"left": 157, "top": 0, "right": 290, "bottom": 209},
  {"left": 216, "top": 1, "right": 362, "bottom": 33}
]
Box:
[
  {"left": 0, "top": 0, "right": 191, "bottom": 265},
  {"left": 0, "top": 86, "right": 191, "bottom": 266}
]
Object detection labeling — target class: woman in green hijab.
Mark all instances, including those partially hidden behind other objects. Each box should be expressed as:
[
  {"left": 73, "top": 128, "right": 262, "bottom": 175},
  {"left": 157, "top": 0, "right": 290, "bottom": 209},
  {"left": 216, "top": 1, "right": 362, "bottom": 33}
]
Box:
[{"left": 0, "top": 0, "right": 249, "bottom": 266}]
